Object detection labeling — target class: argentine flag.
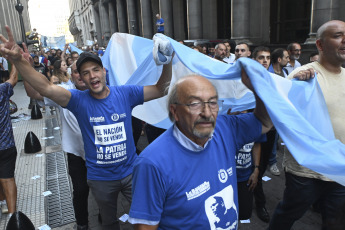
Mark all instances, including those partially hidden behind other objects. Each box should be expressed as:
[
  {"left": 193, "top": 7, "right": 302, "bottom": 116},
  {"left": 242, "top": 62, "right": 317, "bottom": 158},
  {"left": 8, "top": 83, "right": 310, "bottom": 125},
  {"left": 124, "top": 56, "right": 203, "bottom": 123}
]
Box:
[{"left": 102, "top": 33, "right": 345, "bottom": 186}]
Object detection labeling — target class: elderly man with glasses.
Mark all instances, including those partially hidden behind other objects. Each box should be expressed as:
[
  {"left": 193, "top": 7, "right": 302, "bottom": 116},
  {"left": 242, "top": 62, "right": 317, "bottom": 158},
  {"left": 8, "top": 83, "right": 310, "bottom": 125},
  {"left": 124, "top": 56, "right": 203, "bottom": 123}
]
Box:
[{"left": 128, "top": 74, "right": 272, "bottom": 230}]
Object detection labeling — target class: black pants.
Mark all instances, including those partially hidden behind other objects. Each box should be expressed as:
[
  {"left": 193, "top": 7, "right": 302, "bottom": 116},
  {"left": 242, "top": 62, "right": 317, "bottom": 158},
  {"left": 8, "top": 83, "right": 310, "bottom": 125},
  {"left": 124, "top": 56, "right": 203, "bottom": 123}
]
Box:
[
  {"left": 67, "top": 153, "right": 89, "bottom": 226},
  {"left": 238, "top": 181, "right": 254, "bottom": 220},
  {"left": 145, "top": 124, "right": 166, "bottom": 144},
  {"left": 254, "top": 129, "right": 276, "bottom": 208}
]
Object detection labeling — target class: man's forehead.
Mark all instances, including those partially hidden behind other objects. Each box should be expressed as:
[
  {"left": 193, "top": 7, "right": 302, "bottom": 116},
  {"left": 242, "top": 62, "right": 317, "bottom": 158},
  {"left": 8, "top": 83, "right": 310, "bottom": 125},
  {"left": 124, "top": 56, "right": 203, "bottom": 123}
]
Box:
[
  {"left": 257, "top": 51, "right": 270, "bottom": 56},
  {"left": 236, "top": 44, "right": 248, "bottom": 50},
  {"left": 325, "top": 23, "right": 345, "bottom": 35}
]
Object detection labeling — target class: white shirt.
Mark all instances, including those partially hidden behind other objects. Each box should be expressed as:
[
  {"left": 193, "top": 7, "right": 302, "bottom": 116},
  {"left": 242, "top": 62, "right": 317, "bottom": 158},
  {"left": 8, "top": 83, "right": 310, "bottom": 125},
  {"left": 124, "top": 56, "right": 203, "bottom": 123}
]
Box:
[
  {"left": 44, "top": 84, "right": 85, "bottom": 159},
  {"left": 0, "top": 57, "right": 8, "bottom": 70}
]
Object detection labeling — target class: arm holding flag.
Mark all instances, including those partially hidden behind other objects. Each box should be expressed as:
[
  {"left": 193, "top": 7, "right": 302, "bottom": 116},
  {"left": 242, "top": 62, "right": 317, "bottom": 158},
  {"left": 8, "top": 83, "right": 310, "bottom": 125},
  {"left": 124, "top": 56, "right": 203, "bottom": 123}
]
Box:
[
  {"left": 241, "top": 68, "right": 273, "bottom": 134},
  {"left": 143, "top": 34, "right": 174, "bottom": 102}
]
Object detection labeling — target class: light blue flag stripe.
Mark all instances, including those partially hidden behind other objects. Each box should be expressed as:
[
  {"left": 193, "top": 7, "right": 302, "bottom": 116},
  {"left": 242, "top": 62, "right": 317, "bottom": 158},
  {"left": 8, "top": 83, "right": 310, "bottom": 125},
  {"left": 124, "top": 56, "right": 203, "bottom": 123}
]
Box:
[
  {"left": 102, "top": 33, "right": 345, "bottom": 186},
  {"left": 69, "top": 44, "right": 83, "bottom": 54}
]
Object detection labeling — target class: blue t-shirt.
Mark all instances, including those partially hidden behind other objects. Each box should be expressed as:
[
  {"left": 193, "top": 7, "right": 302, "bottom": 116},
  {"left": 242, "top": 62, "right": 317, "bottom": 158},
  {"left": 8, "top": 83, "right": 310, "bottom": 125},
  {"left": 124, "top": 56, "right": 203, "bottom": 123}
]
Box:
[
  {"left": 0, "top": 82, "right": 15, "bottom": 150},
  {"left": 236, "top": 135, "right": 266, "bottom": 182},
  {"left": 129, "top": 114, "right": 262, "bottom": 229},
  {"left": 66, "top": 85, "right": 144, "bottom": 180},
  {"left": 156, "top": 18, "right": 164, "bottom": 32}
]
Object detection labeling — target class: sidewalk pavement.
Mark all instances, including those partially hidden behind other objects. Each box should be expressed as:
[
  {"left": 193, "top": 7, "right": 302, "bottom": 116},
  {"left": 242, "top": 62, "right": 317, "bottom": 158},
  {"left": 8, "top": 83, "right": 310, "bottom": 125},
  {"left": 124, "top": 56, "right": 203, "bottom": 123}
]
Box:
[{"left": 0, "top": 82, "right": 321, "bottom": 230}]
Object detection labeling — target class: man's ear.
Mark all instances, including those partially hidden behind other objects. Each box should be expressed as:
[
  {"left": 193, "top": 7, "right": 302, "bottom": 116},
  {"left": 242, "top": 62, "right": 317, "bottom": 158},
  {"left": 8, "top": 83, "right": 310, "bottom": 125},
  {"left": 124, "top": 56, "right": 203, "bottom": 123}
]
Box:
[
  {"left": 316, "top": 39, "right": 323, "bottom": 52},
  {"left": 169, "top": 104, "right": 179, "bottom": 122}
]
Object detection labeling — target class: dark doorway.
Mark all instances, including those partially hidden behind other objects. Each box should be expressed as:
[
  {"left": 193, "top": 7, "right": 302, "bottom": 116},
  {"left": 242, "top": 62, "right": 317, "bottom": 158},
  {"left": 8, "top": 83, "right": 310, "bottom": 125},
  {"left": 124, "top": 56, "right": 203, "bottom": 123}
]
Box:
[
  {"left": 270, "top": 0, "right": 311, "bottom": 44},
  {"left": 217, "top": 0, "right": 231, "bottom": 39}
]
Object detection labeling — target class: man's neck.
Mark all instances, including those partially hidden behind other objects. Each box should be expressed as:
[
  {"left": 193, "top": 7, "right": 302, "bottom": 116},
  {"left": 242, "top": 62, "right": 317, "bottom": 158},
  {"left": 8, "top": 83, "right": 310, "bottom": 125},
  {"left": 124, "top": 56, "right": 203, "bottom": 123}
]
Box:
[
  {"left": 90, "top": 86, "right": 110, "bottom": 99},
  {"left": 272, "top": 63, "right": 282, "bottom": 74},
  {"left": 289, "top": 59, "right": 296, "bottom": 67},
  {"left": 318, "top": 58, "right": 342, "bottom": 74}
]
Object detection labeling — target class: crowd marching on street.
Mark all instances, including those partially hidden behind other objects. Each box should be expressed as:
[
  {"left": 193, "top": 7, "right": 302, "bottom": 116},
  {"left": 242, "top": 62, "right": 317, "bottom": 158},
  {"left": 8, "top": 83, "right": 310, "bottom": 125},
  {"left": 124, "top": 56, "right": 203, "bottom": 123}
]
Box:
[{"left": 0, "top": 17, "right": 345, "bottom": 230}]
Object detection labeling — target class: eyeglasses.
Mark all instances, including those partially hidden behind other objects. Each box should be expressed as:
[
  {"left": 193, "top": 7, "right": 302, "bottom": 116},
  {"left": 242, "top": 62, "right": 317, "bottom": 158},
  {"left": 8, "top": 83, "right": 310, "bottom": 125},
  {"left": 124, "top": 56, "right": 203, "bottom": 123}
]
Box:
[{"left": 174, "top": 100, "right": 223, "bottom": 114}]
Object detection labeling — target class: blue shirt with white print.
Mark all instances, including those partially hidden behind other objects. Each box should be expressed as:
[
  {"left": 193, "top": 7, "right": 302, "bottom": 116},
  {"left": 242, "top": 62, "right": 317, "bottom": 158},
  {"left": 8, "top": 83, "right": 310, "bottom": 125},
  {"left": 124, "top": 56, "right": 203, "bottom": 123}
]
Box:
[{"left": 66, "top": 85, "right": 144, "bottom": 180}]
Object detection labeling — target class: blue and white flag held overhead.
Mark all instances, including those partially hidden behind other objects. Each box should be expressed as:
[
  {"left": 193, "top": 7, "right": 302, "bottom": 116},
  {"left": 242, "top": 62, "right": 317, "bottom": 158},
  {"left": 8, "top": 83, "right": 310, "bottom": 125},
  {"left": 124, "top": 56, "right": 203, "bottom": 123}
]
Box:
[
  {"left": 102, "top": 33, "right": 345, "bottom": 186},
  {"left": 44, "top": 35, "right": 66, "bottom": 50},
  {"left": 69, "top": 43, "right": 83, "bottom": 54}
]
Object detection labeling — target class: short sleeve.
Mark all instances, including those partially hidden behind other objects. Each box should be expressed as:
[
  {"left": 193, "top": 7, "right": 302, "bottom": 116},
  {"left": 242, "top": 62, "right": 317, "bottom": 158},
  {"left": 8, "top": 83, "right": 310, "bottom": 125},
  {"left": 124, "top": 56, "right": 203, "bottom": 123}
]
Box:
[
  {"left": 65, "top": 89, "right": 81, "bottom": 114},
  {"left": 129, "top": 157, "right": 167, "bottom": 222},
  {"left": 121, "top": 85, "right": 144, "bottom": 108},
  {"left": 222, "top": 113, "right": 262, "bottom": 150}
]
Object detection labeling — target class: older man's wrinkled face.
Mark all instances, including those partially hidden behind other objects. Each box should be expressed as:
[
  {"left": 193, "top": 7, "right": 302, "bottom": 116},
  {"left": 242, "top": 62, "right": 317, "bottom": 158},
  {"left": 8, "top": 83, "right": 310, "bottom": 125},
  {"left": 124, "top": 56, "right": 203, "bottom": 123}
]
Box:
[
  {"left": 215, "top": 44, "right": 227, "bottom": 59},
  {"left": 170, "top": 76, "right": 219, "bottom": 146}
]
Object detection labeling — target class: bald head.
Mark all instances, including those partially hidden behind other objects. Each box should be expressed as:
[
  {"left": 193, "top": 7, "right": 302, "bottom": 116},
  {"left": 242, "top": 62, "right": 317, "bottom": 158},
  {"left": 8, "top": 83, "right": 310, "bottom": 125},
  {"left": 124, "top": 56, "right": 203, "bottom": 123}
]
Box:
[
  {"left": 315, "top": 20, "right": 345, "bottom": 68},
  {"left": 167, "top": 75, "right": 217, "bottom": 121},
  {"left": 317, "top": 20, "right": 345, "bottom": 40}
]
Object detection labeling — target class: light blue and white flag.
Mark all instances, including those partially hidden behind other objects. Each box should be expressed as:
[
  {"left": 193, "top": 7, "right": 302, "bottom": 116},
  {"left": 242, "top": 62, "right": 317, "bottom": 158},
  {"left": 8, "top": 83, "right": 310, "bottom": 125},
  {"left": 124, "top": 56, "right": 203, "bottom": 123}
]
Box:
[
  {"left": 69, "top": 43, "right": 83, "bottom": 54},
  {"left": 102, "top": 33, "right": 345, "bottom": 186},
  {"left": 45, "top": 35, "right": 66, "bottom": 50}
]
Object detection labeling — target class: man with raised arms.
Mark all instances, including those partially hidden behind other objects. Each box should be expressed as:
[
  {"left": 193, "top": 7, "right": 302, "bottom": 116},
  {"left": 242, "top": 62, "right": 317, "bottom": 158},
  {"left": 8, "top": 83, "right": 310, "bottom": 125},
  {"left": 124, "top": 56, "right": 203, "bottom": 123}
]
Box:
[{"left": 0, "top": 26, "right": 172, "bottom": 230}]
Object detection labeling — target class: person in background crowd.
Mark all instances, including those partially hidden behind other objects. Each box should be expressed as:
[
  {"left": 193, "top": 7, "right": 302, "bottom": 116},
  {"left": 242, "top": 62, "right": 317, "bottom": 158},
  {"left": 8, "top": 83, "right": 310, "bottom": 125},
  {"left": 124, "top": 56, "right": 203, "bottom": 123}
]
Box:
[
  {"left": 309, "top": 52, "right": 319, "bottom": 63},
  {"left": 268, "top": 20, "right": 345, "bottom": 230},
  {"left": 0, "top": 63, "right": 18, "bottom": 222},
  {"left": 235, "top": 43, "right": 251, "bottom": 60},
  {"left": 156, "top": 14, "right": 165, "bottom": 34},
  {"left": 284, "top": 42, "right": 302, "bottom": 74}
]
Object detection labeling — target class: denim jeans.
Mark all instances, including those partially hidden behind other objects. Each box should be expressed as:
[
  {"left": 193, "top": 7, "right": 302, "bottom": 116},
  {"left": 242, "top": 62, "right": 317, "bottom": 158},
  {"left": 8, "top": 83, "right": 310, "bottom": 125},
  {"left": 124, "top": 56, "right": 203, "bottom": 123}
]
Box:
[
  {"left": 88, "top": 174, "right": 132, "bottom": 230},
  {"left": 269, "top": 172, "right": 345, "bottom": 230}
]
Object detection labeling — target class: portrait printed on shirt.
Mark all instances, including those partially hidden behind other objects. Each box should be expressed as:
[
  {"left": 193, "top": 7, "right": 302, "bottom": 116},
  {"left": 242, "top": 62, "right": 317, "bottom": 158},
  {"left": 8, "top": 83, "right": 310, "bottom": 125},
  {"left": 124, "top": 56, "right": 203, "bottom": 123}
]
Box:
[{"left": 205, "top": 185, "right": 238, "bottom": 230}]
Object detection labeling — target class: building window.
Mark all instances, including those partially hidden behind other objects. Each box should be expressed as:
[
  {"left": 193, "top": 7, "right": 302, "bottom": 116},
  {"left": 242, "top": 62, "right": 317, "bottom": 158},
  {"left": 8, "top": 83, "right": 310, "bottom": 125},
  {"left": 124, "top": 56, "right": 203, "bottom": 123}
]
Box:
[{"left": 270, "top": 0, "right": 311, "bottom": 44}]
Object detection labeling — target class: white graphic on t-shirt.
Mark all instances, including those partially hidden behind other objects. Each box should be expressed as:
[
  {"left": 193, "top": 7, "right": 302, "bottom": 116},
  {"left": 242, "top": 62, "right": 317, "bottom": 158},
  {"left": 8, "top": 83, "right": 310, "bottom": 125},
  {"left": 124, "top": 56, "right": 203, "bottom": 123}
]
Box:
[
  {"left": 93, "top": 123, "right": 128, "bottom": 165},
  {"left": 205, "top": 185, "right": 238, "bottom": 230},
  {"left": 185, "top": 181, "right": 210, "bottom": 200},
  {"left": 111, "top": 113, "right": 120, "bottom": 121},
  {"left": 218, "top": 169, "right": 228, "bottom": 183},
  {"left": 94, "top": 122, "right": 127, "bottom": 145}
]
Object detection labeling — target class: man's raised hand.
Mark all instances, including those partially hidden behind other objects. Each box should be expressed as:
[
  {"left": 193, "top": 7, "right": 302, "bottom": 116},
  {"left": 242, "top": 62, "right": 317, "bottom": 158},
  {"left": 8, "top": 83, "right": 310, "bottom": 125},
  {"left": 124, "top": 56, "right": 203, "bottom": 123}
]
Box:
[{"left": 0, "top": 26, "right": 23, "bottom": 62}]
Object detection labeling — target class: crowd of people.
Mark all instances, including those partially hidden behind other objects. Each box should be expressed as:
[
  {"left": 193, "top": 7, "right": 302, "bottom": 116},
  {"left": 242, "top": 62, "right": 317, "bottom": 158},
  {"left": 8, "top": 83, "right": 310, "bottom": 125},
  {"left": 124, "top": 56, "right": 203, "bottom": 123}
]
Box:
[{"left": 0, "top": 19, "right": 344, "bottom": 230}]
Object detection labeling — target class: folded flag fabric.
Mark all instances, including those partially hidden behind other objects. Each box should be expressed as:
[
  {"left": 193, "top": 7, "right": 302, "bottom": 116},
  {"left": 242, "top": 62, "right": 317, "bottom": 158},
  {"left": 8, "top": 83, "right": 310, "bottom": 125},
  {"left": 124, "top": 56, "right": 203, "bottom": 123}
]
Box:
[
  {"left": 102, "top": 33, "right": 345, "bottom": 186},
  {"left": 69, "top": 44, "right": 83, "bottom": 54},
  {"left": 152, "top": 33, "right": 173, "bottom": 65}
]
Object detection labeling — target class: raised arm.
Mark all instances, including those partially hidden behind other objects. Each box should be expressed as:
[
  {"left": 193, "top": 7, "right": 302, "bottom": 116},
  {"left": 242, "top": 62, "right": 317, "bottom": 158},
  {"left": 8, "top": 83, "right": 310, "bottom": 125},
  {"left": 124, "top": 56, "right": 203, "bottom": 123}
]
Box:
[
  {"left": 61, "top": 44, "right": 68, "bottom": 62},
  {"left": 241, "top": 68, "right": 273, "bottom": 134},
  {"left": 143, "top": 55, "right": 173, "bottom": 102},
  {"left": 6, "top": 64, "right": 18, "bottom": 87},
  {"left": 0, "top": 26, "right": 71, "bottom": 107}
]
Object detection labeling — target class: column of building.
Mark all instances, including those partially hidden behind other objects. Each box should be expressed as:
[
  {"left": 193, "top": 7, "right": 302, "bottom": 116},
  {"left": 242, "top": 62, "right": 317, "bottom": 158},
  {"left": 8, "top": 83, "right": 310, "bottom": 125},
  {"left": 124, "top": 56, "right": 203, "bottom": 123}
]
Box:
[
  {"left": 159, "top": 0, "right": 173, "bottom": 37},
  {"left": 305, "top": 0, "right": 340, "bottom": 44},
  {"left": 186, "top": 0, "right": 202, "bottom": 39},
  {"left": 140, "top": 0, "right": 153, "bottom": 38},
  {"left": 99, "top": 0, "right": 111, "bottom": 45},
  {"left": 231, "top": 0, "right": 251, "bottom": 44}
]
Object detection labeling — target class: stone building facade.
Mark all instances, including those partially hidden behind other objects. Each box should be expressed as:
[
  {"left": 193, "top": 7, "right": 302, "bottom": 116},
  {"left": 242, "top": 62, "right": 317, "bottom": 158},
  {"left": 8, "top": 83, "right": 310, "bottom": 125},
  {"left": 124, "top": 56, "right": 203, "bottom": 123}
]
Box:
[
  {"left": 68, "top": 0, "right": 345, "bottom": 48},
  {"left": 0, "top": 0, "right": 31, "bottom": 43}
]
